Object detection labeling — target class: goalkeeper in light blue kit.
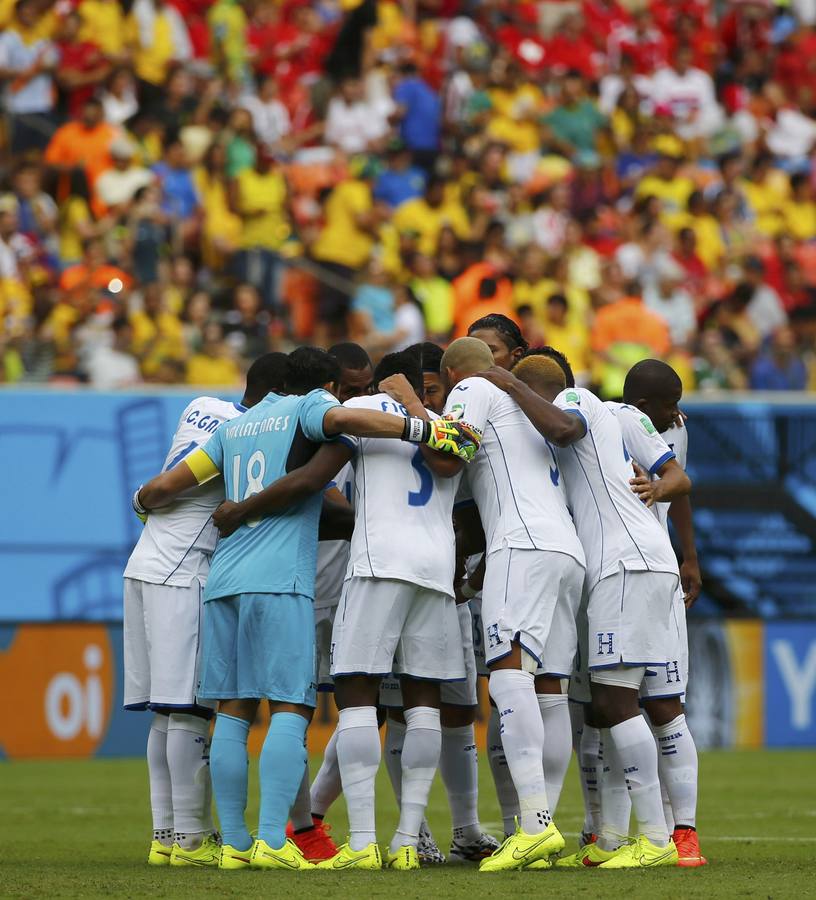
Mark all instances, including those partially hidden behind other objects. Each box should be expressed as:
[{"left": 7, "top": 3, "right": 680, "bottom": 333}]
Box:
[{"left": 135, "top": 347, "right": 478, "bottom": 872}]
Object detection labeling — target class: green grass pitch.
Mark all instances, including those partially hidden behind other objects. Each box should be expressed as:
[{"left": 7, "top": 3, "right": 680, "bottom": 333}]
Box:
[{"left": 2, "top": 749, "right": 812, "bottom": 898}]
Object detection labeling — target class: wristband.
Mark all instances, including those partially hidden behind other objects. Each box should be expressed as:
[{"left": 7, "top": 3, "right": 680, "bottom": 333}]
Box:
[
  {"left": 132, "top": 486, "right": 147, "bottom": 515},
  {"left": 401, "top": 416, "right": 431, "bottom": 444},
  {"left": 460, "top": 581, "right": 477, "bottom": 599}
]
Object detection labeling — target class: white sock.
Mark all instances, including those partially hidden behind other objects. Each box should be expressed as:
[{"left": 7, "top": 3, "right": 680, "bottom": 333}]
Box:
[
  {"left": 290, "top": 765, "right": 314, "bottom": 832},
  {"left": 487, "top": 706, "right": 519, "bottom": 836},
  {"left": 652, "top": 714, "right": 698, "bottom": 829},
  {"left": 579, "top": 721, "right": 602, "bottom": 836},
  {"left": 337, "top": 707, "right": 380, "bottom": 851},
  {"left": 390, "top": 707, "right": 441, "bottom": 853},
  {"left": 166, "top": 713, "right": 213, "bottom": 847},
  {"left": 440, "top": 724, "right": 481, "bottom": 843},
  {"left": 488, "top": 670, "right": 551, "bottom": 835},
  {"left": 147, "top": 714, "right": 173, "bottom": 843},
  {"left": 597, "top": 728, "right": 631, "bottom": 851},
  {"left": 610, "top": 716, "right": 669, "bottom": 847},
  {"left": 537, "top": 695, "right": 571, "bottom": 816},
  {"left": 311, "top": 727, "right": 341, "bottom": 818},
  {"left": 661, "top": 780, "right": 675, "bottom": 833},
  {"left": 384, "top": 718, "right": 406, "bottom": 804}
]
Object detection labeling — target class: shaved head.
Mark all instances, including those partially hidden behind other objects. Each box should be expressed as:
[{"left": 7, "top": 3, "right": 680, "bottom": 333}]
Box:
[
  {"left": 623, "top": 358, "right": 683, "bottom": 433},
  {"left": 623, "top": 359, "right": 682, "bottom": 404},
  {"left": 441, "top": 337, "right": 495, "bottom": 380}
]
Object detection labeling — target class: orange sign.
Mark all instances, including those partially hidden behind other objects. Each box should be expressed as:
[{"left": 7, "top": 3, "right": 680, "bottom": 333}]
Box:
[{"left": 0, "top": 625, "right": 114, "bottom": 758}]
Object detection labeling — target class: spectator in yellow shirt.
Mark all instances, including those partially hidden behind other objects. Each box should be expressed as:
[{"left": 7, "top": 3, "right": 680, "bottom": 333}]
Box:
[
  {"left": 783, "top": 173, "right": 816, "bottom": 241},
  {"left": 194, "top": 142, "right": 241, "bottom": 268},
  {"left": 392, "top": 176, "right": 470, "bottom": 257},
  {"left": 538, "top": 293, "right": 591, "bottom": 384},
  {"left": 129, "top": 282, "right": 186, "bottom": 377},
  {"left": 77, "top": 0, "right": 127, "bottom": 61},
  {"left": 740, "top": 154, "right": 789, "bottom": 237},
  {"left": 229, "top": 146, "right": 290, "bottom": 309},
  {"left": 665, "top": 190, "right": 725, "bottom": 273},
  {"left": 311, "top": 162, "right": 382, "bottom": 343},
  {"left": 126, "top": 0, "right": 192, "bottom": 92},
  {"left": 186, "top": 321, "right": 241, "bottom": 386},
  {"left": 635, "top": 152, "right": 695, "bottom": 215}
]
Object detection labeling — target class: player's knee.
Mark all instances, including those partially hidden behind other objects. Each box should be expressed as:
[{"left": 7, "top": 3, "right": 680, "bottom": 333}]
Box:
[
  {"left": 218, "top": 698, "right": 259, "bottom": 723},
  {"left": 401, "top": 675, "right": 441, "bottom": 710},
  {"left": 334, "top": 674, "right": 380, "bottom": 710},
  {"left": 440, "top": 703, "right": 477, "bottom": 728},
  {"left": 643, "top": 695, "right": 683, "bottom": 727},
  {"left": 534, "top": 674, "right": 563, "bottom": 695},
  {"left": 590, "top": 669, "right": 643, "bottom": 726}
]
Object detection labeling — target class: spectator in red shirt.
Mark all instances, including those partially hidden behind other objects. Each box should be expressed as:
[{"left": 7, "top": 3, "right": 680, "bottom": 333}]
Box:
[
  {"left": 582, "top": 0, "right": 630, "bottom": 50},
  {"left": 547, "top": 13, "right": 599, "bottom": 80},
  {"left": 495, "top": 3, "right": 548, "bottom": 76},
  {"left": 54, "top": 11, "right": 111, "bottom": 119},
  {"left": 609, "top": 8, "right": 668, "bottom": 75}
]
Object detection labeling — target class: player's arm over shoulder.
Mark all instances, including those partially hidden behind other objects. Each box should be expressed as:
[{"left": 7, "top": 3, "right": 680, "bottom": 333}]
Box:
[
  {"left": 212, "top": 441, "right": 354, "bottom": 537},
  {"left": 138, "top": 443, "right": 222, "bottom": 510}
]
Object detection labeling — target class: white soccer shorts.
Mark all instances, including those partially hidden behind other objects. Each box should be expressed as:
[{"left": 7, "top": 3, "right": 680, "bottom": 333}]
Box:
[
  {"left": 379, "top": 602, "right": 478, "bottom": 707},
  {"left": 469, "top": 594, "right": 489, "bottom": 677},
  {"left": 481, "top": 548, "right": 584, "bottom": 668},
  {"left": 587, "top": 565, "right": 679, "bottom": 674},
  {"left": 123, "top": 576, "right": 215, "bottom": 711},
  {"left": 639, "top": 585, "right": 689, "bottom": 700},
  {"left": 330, "top": 576, "right": 466, "bottom": 682},
  {"left": 314, "top": 604, "right": 336, "bottom": 690}
]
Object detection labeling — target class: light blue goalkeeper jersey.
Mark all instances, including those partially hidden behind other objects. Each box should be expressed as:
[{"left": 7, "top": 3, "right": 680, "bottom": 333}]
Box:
[{"left": 200, "top": 389, "right": 339, "bottom": 602}]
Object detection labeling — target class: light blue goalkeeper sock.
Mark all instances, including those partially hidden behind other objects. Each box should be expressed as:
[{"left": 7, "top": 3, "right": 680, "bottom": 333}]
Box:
[
  {"left": 210, "top": 714, "right": 252, "bottom": 851},
  {"left": 258, "top": 712, "right": 309, "bottom": 849}
]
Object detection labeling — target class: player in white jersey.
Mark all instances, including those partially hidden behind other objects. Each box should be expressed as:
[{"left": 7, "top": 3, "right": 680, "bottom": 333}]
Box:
[
  {"left": 612, "top": 359, "right": 706, "bottom": 867},
  {"left": 307, "top": 349, "right": 467, "bottom": 872},
  {"left": 416, "top": 337, "right": 587, "bottom": 872},
  {"left": 478, "top": 347, "right": 692, "bottom": 869},
  {"left": 123, "top": 352, "right": 288, "bottom": 868},
  {"left": 287, "top": 343, "right": 374, "bottom": 862},
  {"left": 378, "top": 341, "right": 499, "bottom": 865}
]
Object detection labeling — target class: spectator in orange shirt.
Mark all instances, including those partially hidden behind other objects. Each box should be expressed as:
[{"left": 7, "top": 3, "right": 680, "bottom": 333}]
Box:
[
  {"left": 591, "top": 288, "right": 671, "bottom": 396},
  {"left": 452, "top": 260, "right": 515, "bottom": 338},
  {"left": 59, "top": 236, "right": 132, "bottom": 298},
  {"left": 44, "top": 97, "right": 119, "bottom": 193}
]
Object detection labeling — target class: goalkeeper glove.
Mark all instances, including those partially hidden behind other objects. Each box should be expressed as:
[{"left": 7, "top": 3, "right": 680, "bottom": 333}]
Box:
[
  {"left": 132, "top": 487, "right": 148, "bottom": 524},
  {"left": 401, "top": 416, "right": 482, "bottom": 462}
]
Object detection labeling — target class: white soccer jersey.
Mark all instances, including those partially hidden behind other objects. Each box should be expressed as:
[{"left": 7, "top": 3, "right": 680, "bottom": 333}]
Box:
[
  {"left": 657, "top": 420, "right": 688, "bottom": 530},
  {"left": 124, "top": 397, "right": 246, "bottom": 586},
  {"left": 314, "top": 461, "right": 354, "bottom": 611},
  {"left": 341, "top": 394, "right": 461, "bottom": 596},
  {"left": 555, "top": 388, "right": 678, "bottom": 587},
  {"left": 443, "top": 377, "right": 585, "bottom": 566}
]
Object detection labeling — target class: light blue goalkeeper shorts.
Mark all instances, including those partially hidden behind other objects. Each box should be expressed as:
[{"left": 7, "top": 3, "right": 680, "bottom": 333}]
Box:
[{"left": 198, "top": 592, "right": 317, "bottom": 707}]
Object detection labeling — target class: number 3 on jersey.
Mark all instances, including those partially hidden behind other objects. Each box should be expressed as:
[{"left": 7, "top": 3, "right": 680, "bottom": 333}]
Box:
[
  {"left": 231, "top": 450, "right": 266, "bottom": 527},
  {"left": 408, "top": 448, "right": 433, "bottom": 507}
]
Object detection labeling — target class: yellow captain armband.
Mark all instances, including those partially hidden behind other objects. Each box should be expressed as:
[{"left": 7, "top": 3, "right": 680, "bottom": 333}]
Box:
[{"left": 184, "top": 447, "right": 221, "bottom": 485}]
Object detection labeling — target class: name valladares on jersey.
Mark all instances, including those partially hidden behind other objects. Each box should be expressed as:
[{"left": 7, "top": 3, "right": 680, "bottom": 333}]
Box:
[{"left": 225, "top": 415, "right": 291, "bottom": 439}]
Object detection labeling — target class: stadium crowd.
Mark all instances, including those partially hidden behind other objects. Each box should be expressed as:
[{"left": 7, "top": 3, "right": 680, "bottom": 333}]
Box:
[{"left": 1, "top": 0, "right": 815, "bottom": 394}]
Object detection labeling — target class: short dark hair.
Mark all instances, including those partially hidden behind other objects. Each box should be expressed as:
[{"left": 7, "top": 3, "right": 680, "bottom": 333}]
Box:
[
  {"left": 286, "top": 347, "right": 341, "bottom": 395},
  {"left": 328, "top": 341, "right": 372, "bottom": 372},
  {"left": 406, "top": 341, "right": 443, "bottom": 374},
  {"left": 623, "top": 359, "right": 682, "bottom": 404},
  {"left": 245, "top": 351, "right": 288, "bottom": 400},
  {"left": 468, "top": 313, "right": 529, "bottom": 352},
  {"left": 373, "top": 350, "right": 424, "bottom": 396},
  {"left": 516, "top": 346, "right": 576, "bottom": 388}
]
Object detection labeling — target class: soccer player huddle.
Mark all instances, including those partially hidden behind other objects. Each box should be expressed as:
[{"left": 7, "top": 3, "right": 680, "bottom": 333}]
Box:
[{"left": 124, "top": 312, "right": 706, "bottom": 874}]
